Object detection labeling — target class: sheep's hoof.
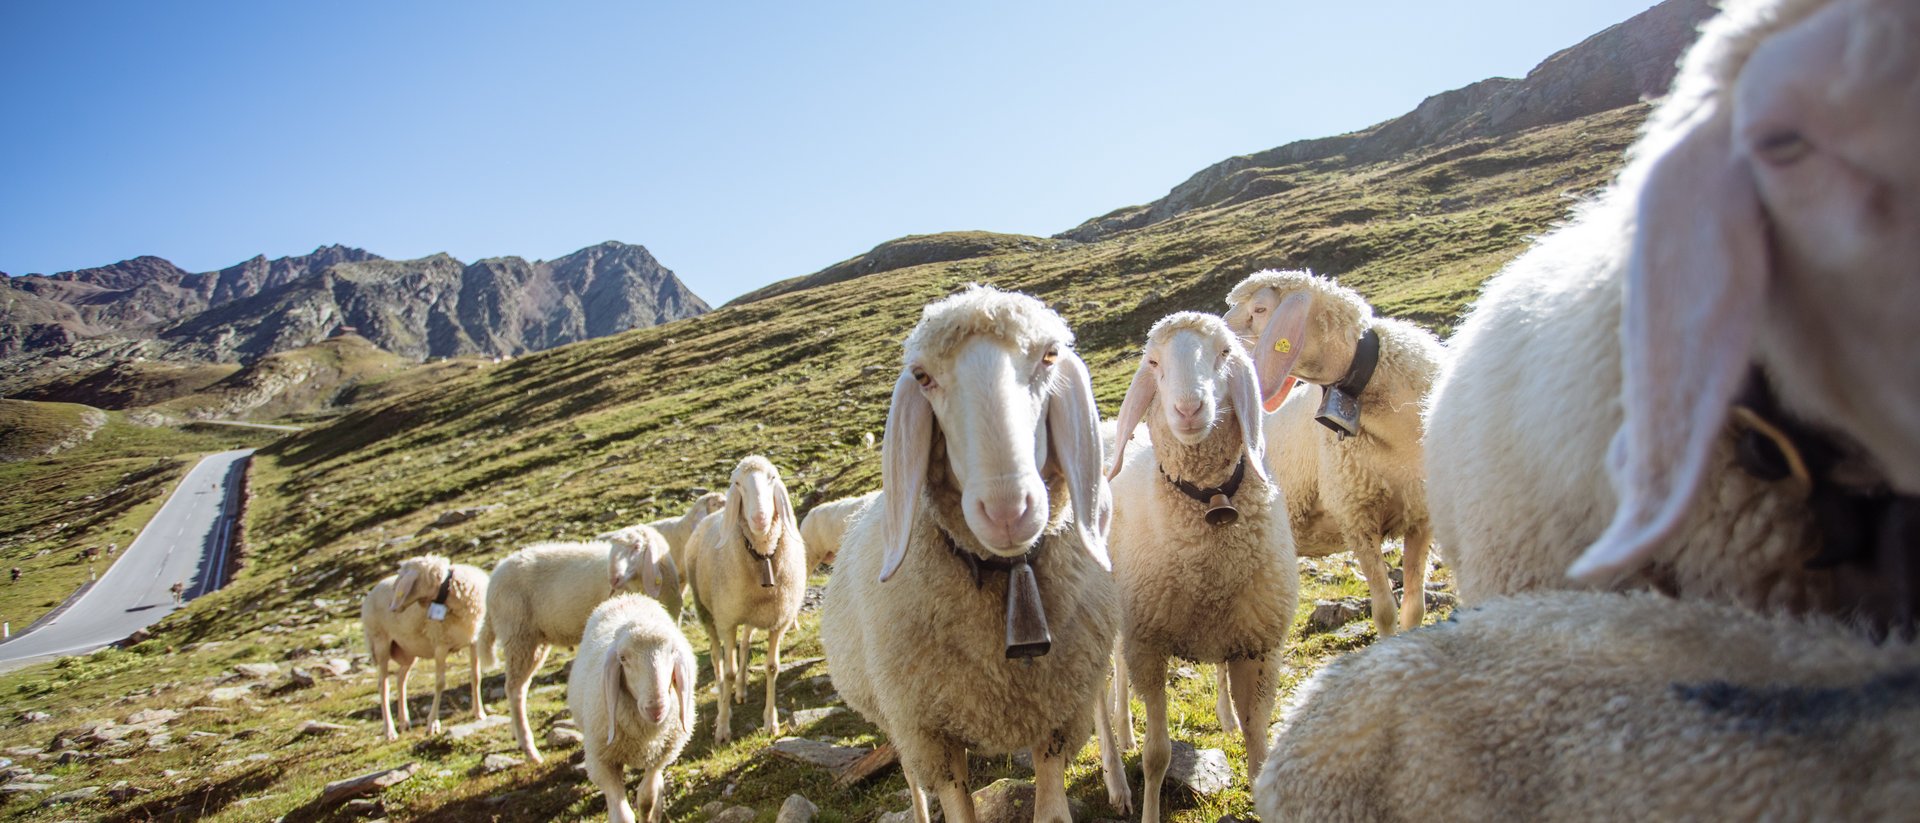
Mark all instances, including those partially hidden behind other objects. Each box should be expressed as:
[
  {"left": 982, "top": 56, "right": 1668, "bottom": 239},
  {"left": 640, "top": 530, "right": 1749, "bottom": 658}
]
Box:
[
  {"left": 428, "top": 720, "right": 443, "bottom": 735},
  {"left": 384, "top": 730, "right": 399, "bottom": 742}
]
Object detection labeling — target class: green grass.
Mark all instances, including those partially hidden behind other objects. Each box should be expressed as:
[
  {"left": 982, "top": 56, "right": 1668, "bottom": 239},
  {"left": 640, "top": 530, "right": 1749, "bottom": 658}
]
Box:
[{"left": 0, "top": 101, "right": 1640, "bottom": 821}]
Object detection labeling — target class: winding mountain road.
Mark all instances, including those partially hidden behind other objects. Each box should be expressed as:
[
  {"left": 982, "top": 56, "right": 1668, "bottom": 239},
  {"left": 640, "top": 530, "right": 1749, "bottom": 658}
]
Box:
[{"left": 0, "top": 449, "right": 253, "bottom": 673}]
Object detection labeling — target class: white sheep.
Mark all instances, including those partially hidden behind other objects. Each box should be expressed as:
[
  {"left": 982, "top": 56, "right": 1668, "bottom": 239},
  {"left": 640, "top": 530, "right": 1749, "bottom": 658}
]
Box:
[
  {"left": 1423, "top": 0, "right": 1920, "bottom": 634},
  {"left": 568, "top": 593, "right": 697, "bottom": 823},
  {"left": 799, "top": 489, "right": 879, "bottom": 570},
  {"left": 1255, "top": 590, "right": 1920, "bottom": 821},
  {"left": 480, "top": 536, "right": 677, "bottom": 763},
  {"left": 820, "top": 285, "right": 1127, "bottom": 823},
  {"left": 683, "top": 455, "right": 808, "bottom": 744},
  {"left": 649, "top": 491, "right": 726, "bottom": 587},
  {"left": 1221, "top": 270, "right": 1443, "bottom": 638},
  {"left": 360, "top": 554, "right": 489, "bottom": 740},
  {"left": 599, "top": 525, "right": 685, "bottom": 619},
  {"left": 1105, "top": 312, "right": 1298, "bottom": 823}
]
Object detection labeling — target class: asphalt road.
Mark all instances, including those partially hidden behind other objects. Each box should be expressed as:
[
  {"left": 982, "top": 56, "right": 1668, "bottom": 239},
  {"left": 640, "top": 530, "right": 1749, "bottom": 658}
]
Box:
[{"left": 0, "top": 448, "right": 254, "bottom": 673}]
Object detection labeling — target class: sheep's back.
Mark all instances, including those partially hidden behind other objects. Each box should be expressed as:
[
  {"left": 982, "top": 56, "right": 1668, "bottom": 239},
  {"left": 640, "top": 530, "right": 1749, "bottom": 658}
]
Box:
[
  {"left": 489, "top": 543, "right": 613, "bottom": 647},
  {"left": 823, "top": 506, "right": 1117, "bottom": 755},
  {"left": 1259, "top": 591, "right": 1920, "bottom": 821}
]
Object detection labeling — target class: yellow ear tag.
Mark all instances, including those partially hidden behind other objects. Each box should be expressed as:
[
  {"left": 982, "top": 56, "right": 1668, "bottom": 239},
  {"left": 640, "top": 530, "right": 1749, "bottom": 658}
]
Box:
[{"left": 1273, "top": 339, "right": 1292, "bottom": 354}]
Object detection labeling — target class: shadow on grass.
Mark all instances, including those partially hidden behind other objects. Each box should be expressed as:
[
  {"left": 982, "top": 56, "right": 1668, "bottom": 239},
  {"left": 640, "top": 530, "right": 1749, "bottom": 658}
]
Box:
[
  {"left": 407, "top": 758, "right": 589, "bottom": 823},
  {"left": 118, "top": 765, "right": 279, "bottom": 822}
]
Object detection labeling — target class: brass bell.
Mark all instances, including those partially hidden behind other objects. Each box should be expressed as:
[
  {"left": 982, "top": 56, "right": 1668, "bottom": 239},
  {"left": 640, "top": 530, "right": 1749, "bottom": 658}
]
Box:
[
  {"left": 1205, "top": 493, "right": 1239, "bottom": 527},
  {"left": 1004, "top": 560, "right": 1053, "bottom": 659},
  {"left": 756, "top": 556, "right": 776, "bottom": 588}
]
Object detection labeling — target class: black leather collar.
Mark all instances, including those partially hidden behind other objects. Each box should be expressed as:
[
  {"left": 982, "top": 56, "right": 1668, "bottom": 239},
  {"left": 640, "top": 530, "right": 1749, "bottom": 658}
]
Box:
[
  {"left": 431, "top": 568, "right": 454, "bottom": 607},
  {"left": 1331, "top": 327, "right": 1381, "bottom": 397},
  {"left": 941, "top": 527, "right": 1039, "bottom": 590},
  {"left": 1161, "top": 456, "right": 1246, "bottom": 507}
]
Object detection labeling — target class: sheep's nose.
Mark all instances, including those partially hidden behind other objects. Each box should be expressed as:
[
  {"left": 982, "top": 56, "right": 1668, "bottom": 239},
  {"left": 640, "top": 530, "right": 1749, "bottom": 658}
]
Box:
[
  {"left": 1174, "top": 399, "right": 1203, "bottom": 420},
  {"left": 751, "top": 513, "right": 772, "bottom": 530},
  {"left": 646, "top": 701, "right": 667, "bottom": 724},
  {"left": 974, "top": 491, "right": 1040, "bottom": 546}
]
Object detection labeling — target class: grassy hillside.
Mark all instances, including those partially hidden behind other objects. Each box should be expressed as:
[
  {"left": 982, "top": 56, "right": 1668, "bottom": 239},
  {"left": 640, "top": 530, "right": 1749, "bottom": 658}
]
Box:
[
  {"left": 154, "top": 335, "right": 417, "bottom": 423},
  {"left": 0, "top": 102, "right": 1642, "bottom": 822},
  {"left": 0, "top": 403, "right": 283, "bottom": 631}
]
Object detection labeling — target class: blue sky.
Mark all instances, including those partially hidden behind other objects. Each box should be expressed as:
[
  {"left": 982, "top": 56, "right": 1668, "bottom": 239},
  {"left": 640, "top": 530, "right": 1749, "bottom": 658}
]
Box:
[{"left": 1, "top": 1, "right": 1660, "bottom": 304}]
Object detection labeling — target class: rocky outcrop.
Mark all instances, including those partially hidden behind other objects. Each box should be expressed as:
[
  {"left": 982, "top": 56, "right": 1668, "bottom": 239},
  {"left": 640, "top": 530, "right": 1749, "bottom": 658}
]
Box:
[
  {"left": 727, "top": 232, "right": 1071, "bottom": 307},
  {"left": 1059, "top": 0, "right": 1714, "bottom": 241}
]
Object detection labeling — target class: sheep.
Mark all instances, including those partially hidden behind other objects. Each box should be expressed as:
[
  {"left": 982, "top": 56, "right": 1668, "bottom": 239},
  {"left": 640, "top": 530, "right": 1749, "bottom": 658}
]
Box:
[
  {"left": 360, "top": 554, "right": 489, "bottom": 740},
  {"left": 480, "top": 536, "right": 677, "bottom": 763},
  {"left": 1255, "top": 590, "right": 1920, "bottom": 821},
  {"left": 648, "top": 491, "right": 726, "bottom": 590},
  {"left": 820, "top": 285, "right": 1127, "bottom": 823},
  {"left": 1104, "top": 311, "right": 1298, "bottom": 823},
  {"left": 799, "top": 489, "right": 879, "bottom": 570},
  {"left": 568, "top": 593, "right": 697, "bottom": 823},
  {"left": 1221, "top": 269, "right": 1443, "bottom": 638},
  {"left": 599, "top": 525, "right": 686, "bottom": 619},
  {"left": 683, "top": 455, "right": 808, "bottom": 744},
  {"left": 1423, "top": 0, "right": 1920, "bottom": 634}
]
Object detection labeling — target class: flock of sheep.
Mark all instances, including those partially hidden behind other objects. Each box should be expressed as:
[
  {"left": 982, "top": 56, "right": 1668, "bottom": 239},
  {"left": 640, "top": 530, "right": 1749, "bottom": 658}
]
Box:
[{"left": 351, "top": 0, "right": 1919, "bottom": 820}]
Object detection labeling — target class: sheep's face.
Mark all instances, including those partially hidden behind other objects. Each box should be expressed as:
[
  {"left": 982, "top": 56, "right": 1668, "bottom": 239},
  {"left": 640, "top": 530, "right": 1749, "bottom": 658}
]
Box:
[
  {"left": 723, "top": 457, "right": 794, "bottom": 549},
  {"left": 1223, "top": 283, "right": 1319, "bottom": 412},
  {"left": 915, "top": 334, "right": 1058, "bottom": 553},
  {"left": 1108, "top": 314, "right": 1270, "bottom": 485},
  {"left": 735, "top": 468, "right": 781, "bottom": 541},
  {"left": 388, "top": 557, "right": 446, "bottom": 613},
  {"left": 878, "top": 286, "right": 1110, "bottom": 582},
  {"left": 602, "top": 634, "right": 695, "bottom": 741},
  {"left": 1579, "top": 0, "right": 1920, "bottom": 580},
  {"left": 608, "top": 534, "right": 665, "bottom": 597},
  {"left": 1738, "top": 0, "right": 1920, "bottom": 489}
]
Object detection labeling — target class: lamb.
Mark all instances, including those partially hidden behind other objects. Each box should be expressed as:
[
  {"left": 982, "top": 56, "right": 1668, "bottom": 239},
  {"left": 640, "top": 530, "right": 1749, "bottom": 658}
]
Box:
[
  {"left": 480, "top": 536, "right": 678, "bottom": 763},
  {"left": 1254, "top": 590, "right": 1920, "bottom": 821},
  {"left": 821, "top": 285, "right": 1126, "bottom": 823},
  {"left": 568, "top": 593, "right": 697, "bottom": 823},
  {"left": 359, "top": 554, "right": 490, "bottom": 740},
  {"left": 1423, "top": 0, "right": 1920, "bottom": 633},
  {"left": 799, "top": 489, "right": 879, "bottom": 570},
  {"left": 1222, "top": 269, "right": 1443, "bottom": 637},
  {"left": 683, "top": 455, "right": 808, "bottom": 743},
  {"left": 1105, "top": 312, "right": 1298, "bottom": 823}
]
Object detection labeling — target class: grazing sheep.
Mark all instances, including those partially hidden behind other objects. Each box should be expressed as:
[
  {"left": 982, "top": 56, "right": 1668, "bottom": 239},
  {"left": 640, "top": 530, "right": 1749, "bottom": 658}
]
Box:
[
  {"left": 569, "top": 594, "right": 697, "bottom": 823},
  {"left": 360, "top": 554, "right": 489, "bottom": 740},
  {"left": 821, "top": 285, "right": 1126, "bottom": 823},
  {"left": 684, "top": 455, "right": 808, "bottom": 743},
  {"left": 1424, "top": 0, "right": 1920, "bottom": 634},
  {"left": 1105, "top": 312, "right": 1298, "bottom": 823},
  {"left": 481, "top": 537, "right": 676, "bottom": 763},
  {"left": 599, "top": 525, "right": 685, "bottom": 619},
  {"left": 799, "top": 489, "right": 879, "bottom": 570},
  {"left": 649, "top": 491, "right": 726, "bottom": 588},
  {"left": 1255, "top": 590, "right": 1920, "bottom": 821},
  {"left": 1222, "top": 269, "right": 1443, "bottom": 637}
]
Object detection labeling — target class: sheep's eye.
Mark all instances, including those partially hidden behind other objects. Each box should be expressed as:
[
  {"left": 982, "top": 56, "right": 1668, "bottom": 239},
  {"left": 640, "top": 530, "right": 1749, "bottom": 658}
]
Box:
[
  {"left": 911, "top": 367, "right": 933, "bottom": 389},
  {"left": 1041, "top": 348, "right": 1058, "bottom": 367},
  {"left": 1253, "top": 305, "right": 1267, "bottom": 314},
  {"left": 1147, "top": 358, "right": 1159, "bottom": 368},
  {"left": 1756, "top": 129, "right": 1811, "bottom": 165}
]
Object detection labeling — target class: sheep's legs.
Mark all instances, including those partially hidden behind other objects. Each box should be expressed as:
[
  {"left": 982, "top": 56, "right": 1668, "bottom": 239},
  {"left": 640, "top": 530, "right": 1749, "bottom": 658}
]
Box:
[
  {"left": 1353, "top": 535, "right": 1400, "bottom": 637},
  {"left": 376, "top": 655, "right": 398, "bottom": 741},
  {"left": 1093, "top": 668, "right": 1132, "bottom": 814},
  {"left": 932, "top": 744, "right": 978, "bottom": 823},
  {"left": 428, "top": 651, "right": 448, "bottom": 735},
  {"left": 586, "top": 755, "right": 636, "bottom": 823},
  {"left": 1111, "top": 650, "right": 1135, "bottom": 750},
  {"left": 468, "top": 644, "right": 487, "bottom": 721},
  {"left": 705, "top": 628, "right": 726, "bottom": 697},
  {"left": 1032, "top": 732, "right": 1076, "bottom": 823},
  {"left": 1214, "top": 664, "right": 1240, "bottom": 734},
  {"left": 1131, "top": 653, "right": 1172, "bottom": 823},
  {"left": 638, "top": 765, "right": 665, "bottom": 823},
  {"left": 905, "top": 776, "right": 932, "bottom": 823},
  {"left": 395, "top": 657, "right": 416, "bottom": 731},
  {"left": 763, "top": 623, "right": 786, "bottom": 736},
  {"left": 505, "top": 641, "right": 550, "bottom": 762},
  {"left": 714, "top": 627, "right": 737, "bottom": 744},
  {"left": 1228, "top": 654, "right": 1279, "bottom": 781},
  {"left": 1399, "top": 528, "right": 1433, "bottom": 631},
  {"left": 733, "top": 627, "right": 754, "bottom": 705}
]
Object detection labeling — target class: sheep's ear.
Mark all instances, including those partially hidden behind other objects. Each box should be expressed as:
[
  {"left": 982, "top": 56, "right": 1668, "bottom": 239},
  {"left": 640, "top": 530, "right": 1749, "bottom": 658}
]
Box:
[
  {"left": 1226, "top": 350, "right": 1271, "bottom": 487},
  {"left": 602, "top": 630, "right": 627, "bottom": 745},
  {"left": 773, "top": 478, "right": 798, "bottom": 538},
  {"left": 1571, "top": 105, "right": 1768, "bottom": 583},
  {"left": 674, "top": 649, "right": 697, "bottom": 734},
  {"left": 1107, "top": 357, "right": 1156, "bottom": 481},
  {"left": 1049, "top": 349, "right": 1113, "bottom": 563},
  {"left": 1254, "top": 291, "right": 1313, "bottom": 412},
  {"left": 638, "top": 549, "right": 662, "bottom": 598},
  {"left": 879, "top": 369, "right": 932, "bottom": 582},
  {"left": 389, "top": 566, "right": 420, "bottom": 612}
]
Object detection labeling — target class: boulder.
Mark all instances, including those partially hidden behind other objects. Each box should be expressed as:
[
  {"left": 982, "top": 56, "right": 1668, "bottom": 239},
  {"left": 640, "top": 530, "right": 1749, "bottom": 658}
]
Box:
[
  {"left": 480, "top": 753, "right": 523, "bottom": 774},
  {"left": 776, "top": 794, "right": 818, "bottom": 823},
  {"left": 311, "top": 763, "right": 418, "bottom": 809},
  {"left": 1166, "top": 742, "right": 1233, "bottom": 796}
]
